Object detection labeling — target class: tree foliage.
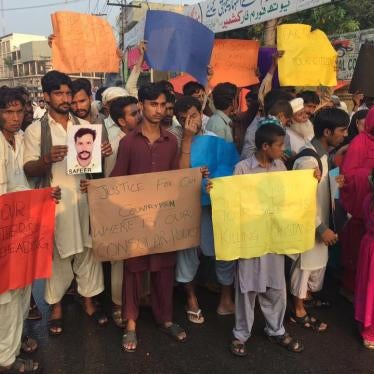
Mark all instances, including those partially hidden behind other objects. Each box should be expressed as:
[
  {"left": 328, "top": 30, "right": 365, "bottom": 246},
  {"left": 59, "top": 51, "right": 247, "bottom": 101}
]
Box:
[{"left": 217, "top": 0, "right": 374, "bottom": 42}]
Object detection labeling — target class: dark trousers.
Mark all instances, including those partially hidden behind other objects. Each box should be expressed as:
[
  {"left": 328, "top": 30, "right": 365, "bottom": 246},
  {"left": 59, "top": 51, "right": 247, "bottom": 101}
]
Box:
[{"left": 122, "top": 266, "right": 174, "bottom": 324}]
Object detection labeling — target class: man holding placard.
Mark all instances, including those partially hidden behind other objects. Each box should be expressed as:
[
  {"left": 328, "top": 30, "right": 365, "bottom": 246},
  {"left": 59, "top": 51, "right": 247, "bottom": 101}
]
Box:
[
  {"left": 23, "top": 71, "right": 107, "bottom": 336},
  {"left": 0, "top": 87, "right": 60, "bottom": 374},
  {"left": 110, "top": 83, "right": 186, "bottom": 352}
]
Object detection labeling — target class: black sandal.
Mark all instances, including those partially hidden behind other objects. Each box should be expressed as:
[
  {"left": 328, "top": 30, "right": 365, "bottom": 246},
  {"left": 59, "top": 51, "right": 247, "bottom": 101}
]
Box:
[
  {"left": 229, "top": 339, "right": 248, "bottom": 357},
  {"left": 26, "top": 305, "right": 42, "bottom": 321},
  {"left": 160, "top": 323, "right": 186, "bottom": 343},
  {"left": 21, "top": 336, "right": 38, "bottom": 354},
  {"left": 0, "top": 358, "right": 42, "bottom": 373},
  {"left": 87, "top": 310, "right": 108, "bottom": 326},
  {"left": 304, "top": 297, "right": 331, "bottom": 309},
  {"left": 290, "top": 313, "right": 328, "bottom": 332},
  {"left": 48, "top": 318, "right": 63, "bottom": 336},
  {"left": 267, "top": 333, "right": 304, "bottom": 353}
]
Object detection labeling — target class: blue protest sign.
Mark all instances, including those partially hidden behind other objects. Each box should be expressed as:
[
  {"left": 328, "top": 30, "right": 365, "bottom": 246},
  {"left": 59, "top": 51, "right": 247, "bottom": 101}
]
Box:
[
  {"left": 191, "top": 135, "right": 240, "bottom": 205},
  {"left": 144, "top": 10, "right": 214, "bottom": 84}
]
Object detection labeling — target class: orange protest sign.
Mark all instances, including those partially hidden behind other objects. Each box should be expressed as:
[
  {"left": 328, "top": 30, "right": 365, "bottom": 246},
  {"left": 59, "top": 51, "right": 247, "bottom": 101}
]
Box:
[
  {"left": 51, "top": 11, "right": 120, "bottom": 73},
  {"left": 209, "top": 39, "right": 260, "bottom": 88},
  {"left": 0, "top": 189, "right": 55, "bottom": 294}
]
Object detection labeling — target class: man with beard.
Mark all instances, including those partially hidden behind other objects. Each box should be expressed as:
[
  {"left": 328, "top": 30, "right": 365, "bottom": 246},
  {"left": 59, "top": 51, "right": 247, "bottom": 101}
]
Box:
[
  {"left": 73, "top": 127, "right": 97, "bottom": 170},
  {"left": 71, "top": 78, "right": 106, "bottom": 125},
  {"left": 110, "top": 83, "right": 186, "bottom": 352},
  {"left": 286, "top": 98, "right": 314, "bottom": 155},
  {"left": 23, "top": 70, "right": 107, "bottom": 336},
  {"left": 71, "top": 78, "right": 112, "bottom": 177}
]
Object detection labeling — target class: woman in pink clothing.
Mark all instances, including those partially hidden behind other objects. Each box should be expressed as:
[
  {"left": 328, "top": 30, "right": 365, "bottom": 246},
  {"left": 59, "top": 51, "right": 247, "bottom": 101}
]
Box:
[
  {"left": 340, "top": 108, "right": 374, "bottom": 299},
  {"left": 355, "top": 169, "right": 374, "bottom": 349}
]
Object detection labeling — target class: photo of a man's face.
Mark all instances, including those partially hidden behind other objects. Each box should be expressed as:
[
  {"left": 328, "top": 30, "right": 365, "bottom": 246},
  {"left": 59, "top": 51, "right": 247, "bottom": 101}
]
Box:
[
  {"left": 67, "top": 124, "right": 102, "bottom": 175},
  {"left": 74, "top": 128, "right": 96, "bottom": 167}
]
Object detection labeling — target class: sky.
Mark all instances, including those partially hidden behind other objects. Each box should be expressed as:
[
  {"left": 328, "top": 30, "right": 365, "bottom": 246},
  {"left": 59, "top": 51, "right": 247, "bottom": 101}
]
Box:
[{"left": 0, "top": 0, "right": 199, "bottom": 37}]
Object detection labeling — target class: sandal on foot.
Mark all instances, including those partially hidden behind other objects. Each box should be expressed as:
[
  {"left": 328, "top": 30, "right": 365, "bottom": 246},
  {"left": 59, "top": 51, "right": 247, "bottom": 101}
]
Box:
[
  {"left": 267, "top": 333, "right": 304, "bottom": 353},
  {"left": 217, "top": 307, "right": 235, "bottom": 316},
  {"left": 186, "top": 309, "right": 205, "bottom": 324},
  {"left": 290, "top": 313, "right": 328, "bottom": 332},
  {"left": 229, "top": 339, "right": 248, "bottom": 357},
  {"left": 122, "top": 331, "right": 137, "bottom": 353},
  {"left": 0, "top": 358, "right": 42, "bottom": 373},
  {"left": 363, "top": 339, "right": 374, "bottom": 350},
  {"left": 112, "top": 309, "right": 126, "bottom": 328},
  {"left": 304, "top": 297, "right": 331, "bottom": 309},
  {"left": 48, "top": 318, "right": 63, "bottom": 336},
  {"left": 21, "top": 336, "right": 38, "bottom": 354},
  {"left": 87, "top": 310, "right": 108, "bottom": 326},
  {"left": 26, "top": 305, "right": 42, "bottom": 321},
  {"left": 160, "top": 323, "right": 187, "bottom": 343}
]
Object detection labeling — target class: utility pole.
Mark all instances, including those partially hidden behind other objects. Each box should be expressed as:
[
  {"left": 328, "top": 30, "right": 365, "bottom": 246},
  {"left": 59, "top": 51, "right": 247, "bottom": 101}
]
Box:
[{"left": 107, "top": 1, "right": 141, "bottom": 83}]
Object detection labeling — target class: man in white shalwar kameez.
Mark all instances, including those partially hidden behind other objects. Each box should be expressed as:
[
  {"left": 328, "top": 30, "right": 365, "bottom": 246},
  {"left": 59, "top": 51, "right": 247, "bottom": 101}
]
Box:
[
  {"left": 290, "top": 108, "right": 349, "bottom": 332},
  {"left": 23, "top": 71, "right": 107, "bottom": 336},
  {"left": 0, "top": 88, "right": 43, "bottom": 373}
]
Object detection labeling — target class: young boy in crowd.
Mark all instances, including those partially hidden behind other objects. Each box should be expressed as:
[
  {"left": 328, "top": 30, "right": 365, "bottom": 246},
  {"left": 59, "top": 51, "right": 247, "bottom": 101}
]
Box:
[{"left": 210, "top": 120, "right": 304, "bottom": 356}]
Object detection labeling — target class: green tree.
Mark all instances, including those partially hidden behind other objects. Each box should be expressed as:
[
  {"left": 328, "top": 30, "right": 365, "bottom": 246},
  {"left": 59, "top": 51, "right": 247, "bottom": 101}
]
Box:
[
  {"left": 284, "top": 3, "right": 359, "bottom": 35},
  {"left": 217, "top": 0, "right": 374, "bottom": 44}
]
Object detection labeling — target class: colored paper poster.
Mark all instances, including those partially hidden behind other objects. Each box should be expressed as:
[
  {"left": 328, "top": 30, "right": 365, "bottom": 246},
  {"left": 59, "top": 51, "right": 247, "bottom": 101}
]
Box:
[
  {"left": 258, "top": 47, "right": 280, "bottom": 87},
  {"left": 329, "top": 167, "right": 340, "bottom": 201},
  {"left": 87, "top": 168, "right": 202, "bottom": 261},
  {"left": 191, "top": 135, "right": 240, "bottom": 206},
  {"left": 0, "top": 189, "right": 55, "bottom": 294},
  {"left": 277, "top": 24, "right": 337, "bottom": 87},
  {"left": 51, "top": 11, "right": 120, "bottom": 73},
  {"left": 210, "top": 39, "right": 260, "bottom": 87},
  {"left": 144, "top": 10, "right": 214, "bottom": 84},
  {"left": 127, "top": 47, "right": 149, "bottom": 70},
  {"left": 349, "top": 43, "right": 374, "bottom": 97},
  {"left": 66, "top": 124, "right": 102, "bottom": 175},
  {"left": 210, "top": 170, "right": 317, "bottom": 261},
  {"left": 169, "top": 74, "right": 196, "bottom": 94}
]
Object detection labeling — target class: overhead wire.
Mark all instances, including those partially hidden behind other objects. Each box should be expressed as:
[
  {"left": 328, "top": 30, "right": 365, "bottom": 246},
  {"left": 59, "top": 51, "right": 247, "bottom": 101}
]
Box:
[{"left": 1, "top": 0, "right": 86, "bottom": 11}]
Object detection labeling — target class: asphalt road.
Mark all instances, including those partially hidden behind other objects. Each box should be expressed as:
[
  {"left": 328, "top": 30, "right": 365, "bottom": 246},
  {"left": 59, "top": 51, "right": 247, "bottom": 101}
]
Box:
[{"left": 25, "top": 273, "right": 374, "bottom": 374}]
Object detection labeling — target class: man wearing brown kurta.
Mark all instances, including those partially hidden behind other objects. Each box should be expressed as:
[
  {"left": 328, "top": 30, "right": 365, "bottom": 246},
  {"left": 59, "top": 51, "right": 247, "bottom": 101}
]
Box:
[{"left": 110, "top": 83, "right": 186, "bottom": 352}]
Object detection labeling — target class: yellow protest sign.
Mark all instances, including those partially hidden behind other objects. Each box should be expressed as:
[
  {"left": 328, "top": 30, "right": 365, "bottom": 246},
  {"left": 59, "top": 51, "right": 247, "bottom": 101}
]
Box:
[
  {"left": 277, "top": 24, "right": 337, "bottom": 87},
  {"left": 210, "top": 39, "right": 260, "bottom": 87},
  {"left": 87, "top": 168, "right": 202, "bottom": 261},
  {"left": 51, "top": 11, "right": 120, "bottom": 73},
  {"left": 210, "top": 170, "right": 317, "bottom": 261}
]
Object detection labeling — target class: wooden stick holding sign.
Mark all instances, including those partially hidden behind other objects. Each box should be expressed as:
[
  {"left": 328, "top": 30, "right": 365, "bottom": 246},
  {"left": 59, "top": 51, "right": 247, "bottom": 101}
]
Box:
[{"left": 87, "top": 168, "right": 202, "bottom": 261}]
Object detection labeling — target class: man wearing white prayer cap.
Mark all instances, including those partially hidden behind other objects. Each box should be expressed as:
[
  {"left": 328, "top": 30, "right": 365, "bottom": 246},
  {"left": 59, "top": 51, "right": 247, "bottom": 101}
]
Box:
[{"left": 286, "top": 98, "right": 315, "bottom": 154}]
